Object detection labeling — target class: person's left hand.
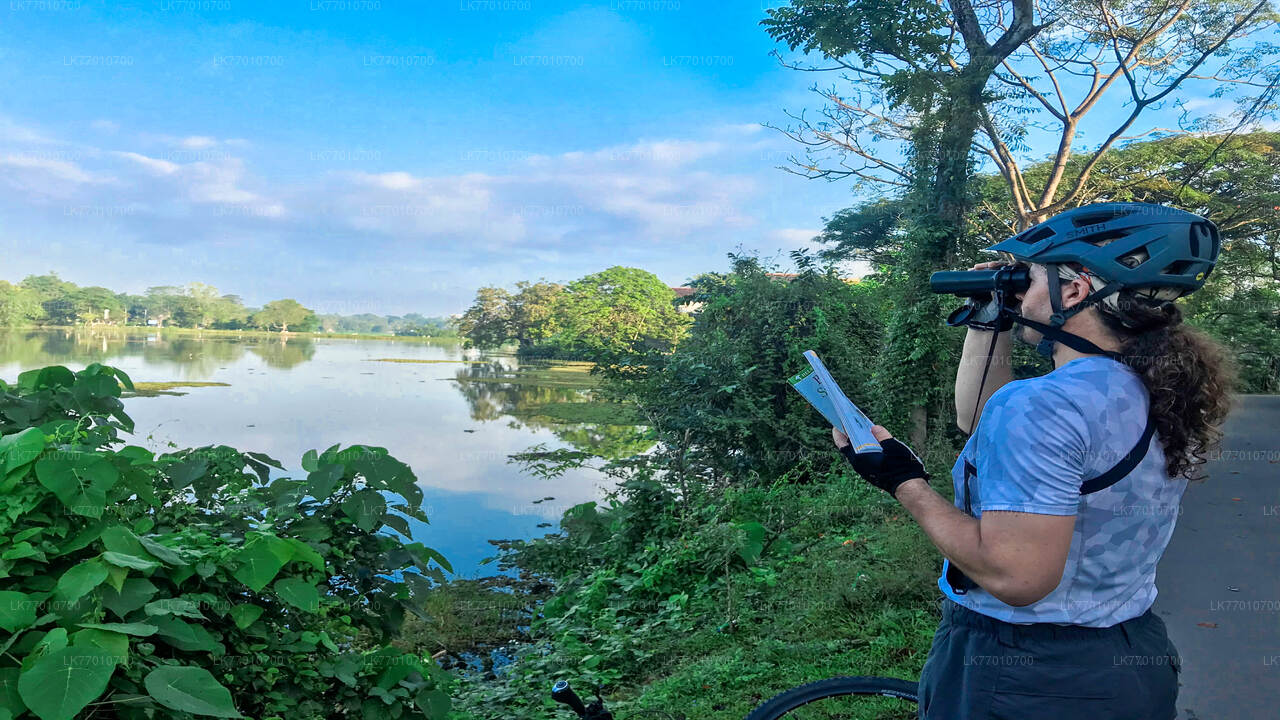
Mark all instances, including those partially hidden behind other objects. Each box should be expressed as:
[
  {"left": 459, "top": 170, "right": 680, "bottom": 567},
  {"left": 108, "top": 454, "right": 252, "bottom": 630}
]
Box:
[{"left": 832, "top": 425, "right": 930, "bottom": 498}]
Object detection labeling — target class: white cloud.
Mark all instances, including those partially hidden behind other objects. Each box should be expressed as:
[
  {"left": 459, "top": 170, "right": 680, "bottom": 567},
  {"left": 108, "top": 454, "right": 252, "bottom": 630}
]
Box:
[
  {"left": 1, "top": 154, "right": 98, "bottom": 184},
  {"left": 180, "top": 136, "right": 217, "bottom": 149},
  {"left": 114, "top": 151, "right": 180, "bottom": 175}
]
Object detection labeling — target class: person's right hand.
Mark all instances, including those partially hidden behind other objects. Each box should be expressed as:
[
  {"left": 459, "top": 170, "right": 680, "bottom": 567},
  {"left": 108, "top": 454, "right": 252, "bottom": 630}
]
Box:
[
  {"left": 970, "top": 260, "right": 1006, "bottom": 271},
  {"left": 964, "top": 260, "right": 1015, "bottom": 330}
]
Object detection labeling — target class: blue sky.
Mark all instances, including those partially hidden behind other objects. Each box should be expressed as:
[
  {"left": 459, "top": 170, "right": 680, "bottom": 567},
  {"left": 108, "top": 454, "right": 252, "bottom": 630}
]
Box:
[{"left": 0, "top": 1, "right": 1260, "bottom": 316}]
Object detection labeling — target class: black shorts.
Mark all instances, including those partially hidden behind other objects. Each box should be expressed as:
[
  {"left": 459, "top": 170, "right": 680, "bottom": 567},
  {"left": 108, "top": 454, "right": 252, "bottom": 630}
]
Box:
[{"left": 917, "top": 598, "right": 1182, "bottom": 719}]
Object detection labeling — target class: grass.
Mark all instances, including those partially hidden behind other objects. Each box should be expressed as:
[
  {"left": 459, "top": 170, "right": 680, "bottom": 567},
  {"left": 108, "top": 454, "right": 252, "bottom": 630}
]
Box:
[
  {"left": 122, "top": 381, "right": 231, "bottom": 397},
  {"left": 440, "top": 476, "right": 947, "bottom": 720}
]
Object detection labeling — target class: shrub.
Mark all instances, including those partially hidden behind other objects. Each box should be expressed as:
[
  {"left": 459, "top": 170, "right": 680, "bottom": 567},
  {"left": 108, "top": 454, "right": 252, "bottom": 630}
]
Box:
[{"left": 0, "top": 363, "right": 451, "bottom": 719}]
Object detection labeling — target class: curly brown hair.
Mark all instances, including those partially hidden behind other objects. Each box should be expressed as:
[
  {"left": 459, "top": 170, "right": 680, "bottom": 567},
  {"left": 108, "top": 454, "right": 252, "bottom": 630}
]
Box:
[{"left": 1094, "top": 290, "right": 1236, "bottom": 481}]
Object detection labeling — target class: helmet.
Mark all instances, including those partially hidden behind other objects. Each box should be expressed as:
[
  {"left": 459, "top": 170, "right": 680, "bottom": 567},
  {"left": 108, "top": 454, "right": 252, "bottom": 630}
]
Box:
[{"left": 985, "top": 202, "right": 1220, "bottom": 298}]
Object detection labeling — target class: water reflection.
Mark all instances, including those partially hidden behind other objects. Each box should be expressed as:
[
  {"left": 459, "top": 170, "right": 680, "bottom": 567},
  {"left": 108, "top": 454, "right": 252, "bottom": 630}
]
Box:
[{"left": 0, "top": 329, "right": 653, "bottom": 575}]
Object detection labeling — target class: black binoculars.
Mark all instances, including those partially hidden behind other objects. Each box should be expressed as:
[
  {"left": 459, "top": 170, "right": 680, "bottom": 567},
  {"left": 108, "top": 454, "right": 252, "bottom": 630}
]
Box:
[{"left": 929, "top": 264, "right": 1031, "bottom": 298}]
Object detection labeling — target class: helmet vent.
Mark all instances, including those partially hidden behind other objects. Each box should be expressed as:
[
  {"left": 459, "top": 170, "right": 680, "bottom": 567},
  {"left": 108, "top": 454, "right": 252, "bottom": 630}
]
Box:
[
  {"left": 1117, "top": 249, "right": 1150, "bottom": 268},
  {"left": 1071, "top": 208, "right": 1131, "bottom": 227},
  {"left": 1017, "top": 226, "right": 1055, "bottom": 244},
  {"left": 1162, "top": 260, "right": 1195, "bottom": 276},
  {"left": 1083, "top": 228, "right": 1132, "bottom": 246}
]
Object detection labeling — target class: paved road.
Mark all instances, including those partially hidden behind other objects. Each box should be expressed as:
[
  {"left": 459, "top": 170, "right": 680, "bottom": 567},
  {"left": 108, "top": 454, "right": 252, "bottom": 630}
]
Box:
[{"left": 1155, "top": 394, "right": 1280, "bottom": 720}]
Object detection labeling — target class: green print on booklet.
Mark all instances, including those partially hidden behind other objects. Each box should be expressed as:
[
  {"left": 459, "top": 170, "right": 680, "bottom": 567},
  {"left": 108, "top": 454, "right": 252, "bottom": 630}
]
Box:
[{"left": 0, "top": 363, "right": 451, "bottom": 720}]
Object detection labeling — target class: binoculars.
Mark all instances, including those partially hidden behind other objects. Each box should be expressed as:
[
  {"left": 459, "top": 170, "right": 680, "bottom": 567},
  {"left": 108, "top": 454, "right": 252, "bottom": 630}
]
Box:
[{"left": 929, "top": 264, "right": 1031, "bottom": 298}]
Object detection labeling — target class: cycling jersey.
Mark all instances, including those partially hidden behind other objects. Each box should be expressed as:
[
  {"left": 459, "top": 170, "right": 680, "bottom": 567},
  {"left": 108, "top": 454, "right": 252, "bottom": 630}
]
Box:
[{"left": 940, "top": 355, "right": 1187, "bottom": 627}]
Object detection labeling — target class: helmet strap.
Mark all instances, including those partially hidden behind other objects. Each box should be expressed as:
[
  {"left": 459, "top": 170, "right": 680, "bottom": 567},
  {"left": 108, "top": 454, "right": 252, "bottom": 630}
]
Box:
[{"left": 1012, "top": 262, "right": 1124, "bottom": 361}]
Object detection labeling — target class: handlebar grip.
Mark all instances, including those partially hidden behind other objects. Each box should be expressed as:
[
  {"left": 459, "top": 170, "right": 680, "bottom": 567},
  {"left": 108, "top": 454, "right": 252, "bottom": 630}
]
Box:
[{"left": 551, "top": 680, "right": 588, "bottom": 716}]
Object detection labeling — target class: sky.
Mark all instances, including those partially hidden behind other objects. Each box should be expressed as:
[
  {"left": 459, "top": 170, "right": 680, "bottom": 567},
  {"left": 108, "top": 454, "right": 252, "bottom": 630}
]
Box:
[{"left": 0, "top": 1, "right": 1265, "bottom": 316}]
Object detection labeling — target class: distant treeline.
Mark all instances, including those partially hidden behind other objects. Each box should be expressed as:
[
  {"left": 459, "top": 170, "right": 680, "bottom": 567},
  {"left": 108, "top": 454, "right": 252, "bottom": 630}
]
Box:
[{"left": 0, "top": 273, "right": 456, "bottom": 336}]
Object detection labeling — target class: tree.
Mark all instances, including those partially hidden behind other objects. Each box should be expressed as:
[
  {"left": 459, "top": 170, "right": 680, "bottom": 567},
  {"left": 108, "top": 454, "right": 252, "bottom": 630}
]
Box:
[
  {"left": 547, "top": 267, "right": 690, "bottom": 360},
  {"left": 72, "top": 286, "right": 125, "bottom": 325},
  {"left": 251, "top": 298, "right": 315, "bottom": 333},
  {"left": 0, "top": 281, "right": 42, "bottom": 327},
  {"left": 457, "top": 286, "right": 514, "bottom": 349},
  {"left": 20, "top": 272, "right": 79, "bottom": 325},
  {"left": 510, "top": 281, "right": 564, "bottom": 349},
  {"left": 763, "top": 0, "right": 1279, "bottom": 443},
  {"left": 143, "top": 286, "right": 184, "bottom": 328}
]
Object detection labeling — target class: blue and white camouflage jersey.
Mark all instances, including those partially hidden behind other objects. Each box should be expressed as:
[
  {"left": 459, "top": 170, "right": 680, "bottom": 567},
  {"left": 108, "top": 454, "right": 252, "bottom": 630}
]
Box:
[{"left": 940, "top": 355, "right": 1188, "bottom": 627}]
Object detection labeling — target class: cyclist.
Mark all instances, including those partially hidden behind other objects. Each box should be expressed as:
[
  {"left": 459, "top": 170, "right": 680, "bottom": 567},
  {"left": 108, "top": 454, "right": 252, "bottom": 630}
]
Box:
[{"left": 833, "top": 203, "right": 1234, "bottom": 719}]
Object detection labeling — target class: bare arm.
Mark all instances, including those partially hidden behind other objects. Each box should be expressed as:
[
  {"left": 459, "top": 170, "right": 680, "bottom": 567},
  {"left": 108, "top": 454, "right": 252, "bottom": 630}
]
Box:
[
  {"left": 895, "top": 478, "right": 1075, "bottom": 606},
  {"left": 955, "top": 328, "right": 1012, "bottom": 435}
]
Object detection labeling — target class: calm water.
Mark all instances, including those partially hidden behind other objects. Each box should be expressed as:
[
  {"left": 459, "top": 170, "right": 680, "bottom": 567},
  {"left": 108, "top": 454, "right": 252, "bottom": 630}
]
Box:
[{"left": 0, "top": 329, "right": 645, "bottom": 576}]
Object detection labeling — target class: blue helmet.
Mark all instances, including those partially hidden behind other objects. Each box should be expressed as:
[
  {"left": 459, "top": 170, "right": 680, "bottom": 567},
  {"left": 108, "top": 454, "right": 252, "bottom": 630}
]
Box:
[{"left": 985, "top": 202, "right": 1220, "bottom": 298}]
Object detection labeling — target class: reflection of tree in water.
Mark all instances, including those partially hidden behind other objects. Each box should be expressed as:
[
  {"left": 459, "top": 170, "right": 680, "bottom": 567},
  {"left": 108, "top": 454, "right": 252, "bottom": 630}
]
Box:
[
  {"left": 245, "top": 336, "right": 316, "bottom": 369},
  {"left": 452, "top": 360, "right": 655, "bottom": 459},
  {"left": 0, "top": 329, "right": 247, "bottom": 377},
  {"left": 548, "top": 423, "right": 655, "bottom": 460},
  {"left": 453, "top": 362, "right": 588, "bottom": 423},
  {"left": 138, "top": 336, "right": 245, "bottom": 376}
]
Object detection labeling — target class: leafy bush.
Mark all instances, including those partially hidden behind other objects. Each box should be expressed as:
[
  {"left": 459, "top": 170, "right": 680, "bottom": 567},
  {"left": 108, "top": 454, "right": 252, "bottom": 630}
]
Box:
[
  {"left": 0, "top": 363, "right": 451, "bottom": 719},
  {"left": 610, "top": 254, "right": 889, "bottom": 484}
]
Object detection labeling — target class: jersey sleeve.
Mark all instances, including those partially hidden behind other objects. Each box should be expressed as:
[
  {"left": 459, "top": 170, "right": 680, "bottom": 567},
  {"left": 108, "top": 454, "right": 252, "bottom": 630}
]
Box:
[{"left": 976, "top": 382, "right": 1088, "bottom": 516}]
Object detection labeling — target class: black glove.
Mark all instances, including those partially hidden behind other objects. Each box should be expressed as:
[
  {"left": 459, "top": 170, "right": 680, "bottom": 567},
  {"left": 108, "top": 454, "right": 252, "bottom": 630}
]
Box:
[
  {"left": 946, "top": 294, "right": 1014, "bottom": 332},
  {"left": 840, "top": 438, "right": 930, "bottom": 498}
]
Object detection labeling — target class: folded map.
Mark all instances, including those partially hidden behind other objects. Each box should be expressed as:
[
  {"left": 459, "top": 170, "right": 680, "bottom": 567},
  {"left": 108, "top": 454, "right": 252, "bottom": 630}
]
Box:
[{"left": 788, "top": 350, "right": 883, "bottom": 456}]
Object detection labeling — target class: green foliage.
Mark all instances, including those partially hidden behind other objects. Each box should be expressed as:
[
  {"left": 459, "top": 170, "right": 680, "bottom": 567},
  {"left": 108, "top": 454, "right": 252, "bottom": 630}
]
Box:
[
  {"left": 249, "top": 298, "right": 316, "bottom": 333},
  {"left": 0, "top": 364, "right": 452, "bottom": 719},
  {"left": 543, "top": 267, "right": 690, "bottom": 361},
  {"left": 457, "top": 269, "right": 690, "bottom": 361},
  {"left": 612, "top": 254, "right": 885, "bottom": 482}
]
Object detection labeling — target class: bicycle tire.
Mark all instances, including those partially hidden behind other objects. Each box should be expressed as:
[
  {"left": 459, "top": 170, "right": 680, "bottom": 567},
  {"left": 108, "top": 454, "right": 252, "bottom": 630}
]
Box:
[{"left": 743, "top": 676, "right": 918, "bottom": 720}]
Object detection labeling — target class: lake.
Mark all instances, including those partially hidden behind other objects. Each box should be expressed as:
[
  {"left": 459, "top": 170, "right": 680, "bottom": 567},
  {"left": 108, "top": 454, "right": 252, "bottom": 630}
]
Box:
[{"left": 0, "top": 328, "right": 651, "bottom": 577}]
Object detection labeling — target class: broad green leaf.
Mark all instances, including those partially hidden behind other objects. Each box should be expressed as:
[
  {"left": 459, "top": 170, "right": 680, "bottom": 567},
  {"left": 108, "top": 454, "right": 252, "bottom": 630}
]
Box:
[
  {"left": 101, "top": 578, "right": 158, "bottom": 619},
  {"left": 53, "top": 560, "right": 108, "bottom": 603},
  {"left": 382, "top": 513, "right": 413, "bottom": 539},
  {"left": 229, "top": 604, "right": 263, "bottom": 630},
  {"left": 144, "top": 599, "right": 204, "bottom": 619},
  {"left": 135, "top": 536, "right": 185, "bottom": 566},
  {"left": 75, "top": 622, "right": 157, "bottom": 637},
  {"left": 100, "top": 525, "right": 144, "bottom": 556},
  {"left": 0, "top": 667, "right": 23, "bottom": 717},
  {"left": 105, "top": 564, "right": 129, "bottom": 593},
  {"left": 70, "top": 628, "right": 128, "bottom": 662},
  {"left": 18, "top": 646, "right": 116, "bottom": 720},
  {"left": 405, "top": 543, "right": 453, "bottom": 574},
  {"left": 231, "top": 536, "right": 294, "bottom": 592},
  {"left": 34, "top": 452, "right": 118, "bottom": 519},
  {"left": 273, "top": 578, "right": 320, "bottom": 613},
  {"left": 101, "top": 552, "right": 159, "bottom": 572},
  {"left": 0, "top": 591, "right": 36, "bottom": 633},
  {"left": 301, "top": 448, "right": 319, "bottom": 473},
  {"left": 415, "top": 688, "right": 451, "bottom": 719},
  {"left": 0, "top": 428, "right": 45, "bottom": 474},
  {"left": 283, "top": 539, "right": 325, "bottom": 572},
  {"left": 305, "top": 464, "right": 343, "bottom": 500},
  {"left": 144, "top": 665, "right": 241, "bottom": 718},
  {"left": 340, "top": 489, "right": 386, "bottom": 531},
  {"left": 151, "top": 616, "right": 222, "bottom": 652}
]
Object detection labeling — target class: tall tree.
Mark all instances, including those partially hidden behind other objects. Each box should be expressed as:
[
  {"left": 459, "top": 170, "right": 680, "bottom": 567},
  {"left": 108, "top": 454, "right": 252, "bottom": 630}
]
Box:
[
  {"left": 548, "top": 267, "right": 690, "bottom": 360},
  {"left": 765, "top": 0, "right": 1047, "bottom": 444},
  {"left": 457, "top": 286, "right": 515, "bottom": 349},
  {"left": 251, "top": 299, "right": 315, "bottom": 333}
]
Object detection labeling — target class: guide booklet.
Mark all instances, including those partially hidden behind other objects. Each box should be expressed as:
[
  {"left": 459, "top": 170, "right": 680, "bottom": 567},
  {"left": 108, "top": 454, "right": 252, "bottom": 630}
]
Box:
[{"left": 788, "top": 350, "right": 883, "bottom": 457}]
